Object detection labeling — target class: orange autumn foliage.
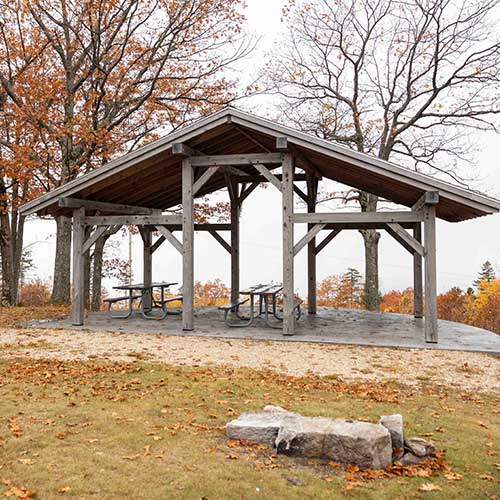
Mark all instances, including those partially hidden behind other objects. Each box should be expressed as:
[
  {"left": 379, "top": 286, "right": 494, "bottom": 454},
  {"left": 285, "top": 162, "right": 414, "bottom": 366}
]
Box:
[
  {"left": 0, "top": 0, "right": 247, "bottom": 304},
  {"left": 437, "top": 287, "right": 468, "bottom": 323},
  {"left": 380, "top": 288, "right": 414, "bottom": 315},
  {"left": 317, "top": 271, "right": 364, "bottom": 309},
  {"left": 381, "top": 281, "right": 500, "bottom": 335},
  {"left": 18, "top": 280, "right": 51, "bottom": 307},
  {"left": 463, "top": 280, "right": 500, "bottom": 334},
  {"left": 0, "top": 0, "right": 246, "bottom": 200},
  {"left": 194, "top": 279, "right": 230, "bottom": 306}
]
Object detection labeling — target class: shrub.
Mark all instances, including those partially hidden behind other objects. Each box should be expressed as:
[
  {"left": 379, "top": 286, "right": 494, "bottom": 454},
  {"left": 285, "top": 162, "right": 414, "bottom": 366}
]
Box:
[{"left": 18, "top": 280, "right": 51, "bottom": 306}]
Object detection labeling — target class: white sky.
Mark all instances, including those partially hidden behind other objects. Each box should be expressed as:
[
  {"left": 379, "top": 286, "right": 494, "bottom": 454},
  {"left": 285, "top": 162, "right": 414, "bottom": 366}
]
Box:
[{"left": 23, "top": 0, "right": 500, "bottom": 296}]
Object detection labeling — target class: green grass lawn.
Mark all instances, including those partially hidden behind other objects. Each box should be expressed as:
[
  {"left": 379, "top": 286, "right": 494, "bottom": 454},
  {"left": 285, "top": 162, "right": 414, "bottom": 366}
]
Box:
[{"left": 0, "top": 357, "right": 498, "bottom": 499}]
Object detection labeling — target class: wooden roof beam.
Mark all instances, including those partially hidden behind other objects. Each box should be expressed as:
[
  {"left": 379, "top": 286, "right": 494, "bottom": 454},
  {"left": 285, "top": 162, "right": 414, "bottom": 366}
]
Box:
[
  {"left": 233, "top": 125, "right": 272, "bottom": 152},
  {"left": 58, "top": 197, "right": 159, "bottom": 215},
  {"left": 293, "top": 211, "right": 424, "bottom": 224},
  {"left": 82, "top": 214, "right": 182, "bottom": 226},
  {"left": 235, "top": 173, "right": 307, "bottom": 183},
  {"left": 190, "top": 153, "right": 283, "bottom": 166}
]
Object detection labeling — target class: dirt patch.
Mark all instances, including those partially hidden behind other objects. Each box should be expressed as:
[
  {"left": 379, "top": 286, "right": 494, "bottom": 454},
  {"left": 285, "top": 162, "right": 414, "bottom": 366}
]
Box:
[{"left": 1, "top": 326, "right": 498, "bottom": 394}]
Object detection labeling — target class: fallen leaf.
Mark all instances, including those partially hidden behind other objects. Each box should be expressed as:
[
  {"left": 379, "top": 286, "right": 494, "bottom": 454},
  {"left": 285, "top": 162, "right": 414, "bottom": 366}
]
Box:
[
  {"left": 4, "top": 486, "right": 37, "bottom": 498},
  {"left": 479, "top": 474, "right": 498, "bottom": 482},
  {"left": 17, "top": 459, "right": 34, "bottom": 466},
  {"left": 418, "top": 483, "right": 442, "bottom": 492},
  {"left": 444, "top": 472, "right": 463, "bottom": 481}
]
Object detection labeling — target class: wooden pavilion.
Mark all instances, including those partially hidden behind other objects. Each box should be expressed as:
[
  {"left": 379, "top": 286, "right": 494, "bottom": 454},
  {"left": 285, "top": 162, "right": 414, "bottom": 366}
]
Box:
[{"left": 20, "top": 108, "right": 500, "bottom": 342}]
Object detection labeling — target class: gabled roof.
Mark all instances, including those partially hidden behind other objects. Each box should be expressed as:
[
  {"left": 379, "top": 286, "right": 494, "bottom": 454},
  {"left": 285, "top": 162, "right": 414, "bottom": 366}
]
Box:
[{"left": 20, "top": 107, "right": 500, "bottom": 222}]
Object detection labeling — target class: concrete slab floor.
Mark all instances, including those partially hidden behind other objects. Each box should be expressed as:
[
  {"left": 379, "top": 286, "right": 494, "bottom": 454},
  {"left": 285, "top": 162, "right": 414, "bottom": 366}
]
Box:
[{"left": 26, "top": 307, "right": 500, "bottom": 355}]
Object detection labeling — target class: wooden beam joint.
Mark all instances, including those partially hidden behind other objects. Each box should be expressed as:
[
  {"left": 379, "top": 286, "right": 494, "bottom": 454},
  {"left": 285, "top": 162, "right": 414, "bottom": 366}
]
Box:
[
  {"left": 171, "top": 143, "right": 198, "bottom": 157},
  {"left": 412, "top": 191, "right": 439, "bottom": 212}
]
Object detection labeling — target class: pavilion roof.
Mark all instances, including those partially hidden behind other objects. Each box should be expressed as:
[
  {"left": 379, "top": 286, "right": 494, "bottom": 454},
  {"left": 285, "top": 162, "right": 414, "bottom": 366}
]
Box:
[{"left": 20, "top": 107, "right": 500, "bottom": 222}]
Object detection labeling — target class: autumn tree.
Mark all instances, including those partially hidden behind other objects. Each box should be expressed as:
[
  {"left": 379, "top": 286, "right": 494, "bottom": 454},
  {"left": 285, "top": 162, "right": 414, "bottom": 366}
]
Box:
[
  {"left": 0, "top": 0, "right": 249, "bottom": 305},
  {"left": 464, "top": 279, "right": 500, "bottom": 334},
  {"left": 317, "top": 274, "right": 343, "bottom": 307},
  {"left": 265, "top": 0, "right": 500, "bottom": 310},
  {"left": 339, "top": 268, "right": 364, "bottom": 309},
  {"left": 473, "top": 260, "right": 496, "bottom": 290},
  {"left": 317, "top": 268, "right": 364, "bottom": 308},
  {"left": 436, "top": 286, "right": 467, "bottom": 323},
  {"left": 194, "top": 279, "right": 229, "bottom": 306},
  {"left": 380, "top": 288, "right": 414, "bottom": 315}
]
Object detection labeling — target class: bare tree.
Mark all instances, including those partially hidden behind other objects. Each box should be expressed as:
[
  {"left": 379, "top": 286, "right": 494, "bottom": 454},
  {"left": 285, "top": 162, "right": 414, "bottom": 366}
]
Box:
[{"left": 265, "top": 0, "right": 500, "bottom": 309}]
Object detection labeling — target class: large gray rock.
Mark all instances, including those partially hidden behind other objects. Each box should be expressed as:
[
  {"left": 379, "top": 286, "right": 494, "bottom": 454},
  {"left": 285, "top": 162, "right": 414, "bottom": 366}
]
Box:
[
  {"left": 225, "top": 406, "right": 296, "bottom": 445},
  {"left": 380, "top": 414, "right": 404, "bottom": 459},
  {"left": 400, "top": 452, "right": 425, "bottom": 466},
  {"left": 276, "top": 415, "right": 392, "bottom": 469},
  {"left": 404, "top": 437, "right": 436, "bottom": 458}
]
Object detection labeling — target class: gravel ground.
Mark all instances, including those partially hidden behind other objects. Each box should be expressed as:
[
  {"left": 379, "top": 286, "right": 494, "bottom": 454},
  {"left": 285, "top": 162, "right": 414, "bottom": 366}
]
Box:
[{"left": 1, "top": 326, "right": 498, "bottom": 394}]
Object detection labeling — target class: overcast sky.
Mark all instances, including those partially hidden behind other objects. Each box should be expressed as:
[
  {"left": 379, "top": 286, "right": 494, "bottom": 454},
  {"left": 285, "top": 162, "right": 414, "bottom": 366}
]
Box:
[{"left": 23, "top": 0, "right": 500, "bottom": 296}]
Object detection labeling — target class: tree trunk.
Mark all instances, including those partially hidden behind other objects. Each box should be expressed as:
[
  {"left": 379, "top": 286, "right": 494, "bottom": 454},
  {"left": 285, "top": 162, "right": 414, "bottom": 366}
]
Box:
[
  {"left": 83, "top": 230, "right": 91, "bottom": 310},
  {"left": 0, "top": 209, "right": 24, "bottom": 306},
  {"left": 361, "top": 227, "right": 380, "bottom": 310},
  {"left": 10, "top": 213, "right": 24, "bottom": 304},
  {"left": 91, "top": 228, "right": 119, "bottom": 311},
  {"left": 359, "top": 191, "right": 380, "bottom": 310},
  {"left": 51, "top": 215, "right": 72, "bottom": 304},
  {"left": 90, "top": 235, "right": 107, "bottom": 311},
  {"left": 0, "top": 213, "right": 13, "bottom": 306}
]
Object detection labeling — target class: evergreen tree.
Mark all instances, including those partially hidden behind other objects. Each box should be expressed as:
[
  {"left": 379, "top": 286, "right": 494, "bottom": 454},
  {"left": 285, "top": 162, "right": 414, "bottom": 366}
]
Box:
[
  {"left": 339, "top": 268, "right": 364, "bottom": 309},
  {"left": 473, "top": 261, "right": 496, "bottom": 290}
]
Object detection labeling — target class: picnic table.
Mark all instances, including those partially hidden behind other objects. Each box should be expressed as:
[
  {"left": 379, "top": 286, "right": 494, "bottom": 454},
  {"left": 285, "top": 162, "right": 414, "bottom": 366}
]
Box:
[
  {"left": 106, "top": 281, "right": 182, "bottom": 320},
  {"left": 219, "top": 283, "right": 301, "bottom": 328}
]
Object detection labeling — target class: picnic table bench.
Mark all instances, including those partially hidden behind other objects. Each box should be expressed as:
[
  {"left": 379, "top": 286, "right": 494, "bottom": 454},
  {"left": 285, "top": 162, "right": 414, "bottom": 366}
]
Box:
[
  {"left": 107, "top": 281, "right": 182, "bottom": 320},
  {"left": 219, "top": 283, "right": 302, "bottom": 328},
  {"left": 103, "top": 294, "right": 142, "bottom": 319}
]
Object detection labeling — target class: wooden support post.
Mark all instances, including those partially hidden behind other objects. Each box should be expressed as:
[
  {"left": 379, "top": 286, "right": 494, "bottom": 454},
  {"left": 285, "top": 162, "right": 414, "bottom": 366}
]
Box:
[
  {"left": 282, "top": 153, "right": 295, "bottom": 335},
  {"left": 142, "top": 226, "right": 152, "bottom": 310},
  {"left": 423, "top": 205, "right": 438, "bottom": 342},
  {"left": 229, "top": 177, "right": 240, "bottom": 305},
  {"left": 413, "top": 223, "right": 423, "bottom": 319},
  {"left": 307, "top": 174, "right": 318, "bottom": 315},
  {"left": 182, "top": 158, "right": 194, "bottom": 331},
  {"left": 71, "top": 207, "right": 85, "bottom": 325}
]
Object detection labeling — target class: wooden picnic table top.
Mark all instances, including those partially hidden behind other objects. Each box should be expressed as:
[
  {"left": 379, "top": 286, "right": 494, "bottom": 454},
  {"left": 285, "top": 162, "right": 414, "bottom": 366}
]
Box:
[
  {"left": 113, "top": 281, "right": 178, "bottom": 291},
  {"left": 239, "top": 283, "right": 283, "bottom": 296}
]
